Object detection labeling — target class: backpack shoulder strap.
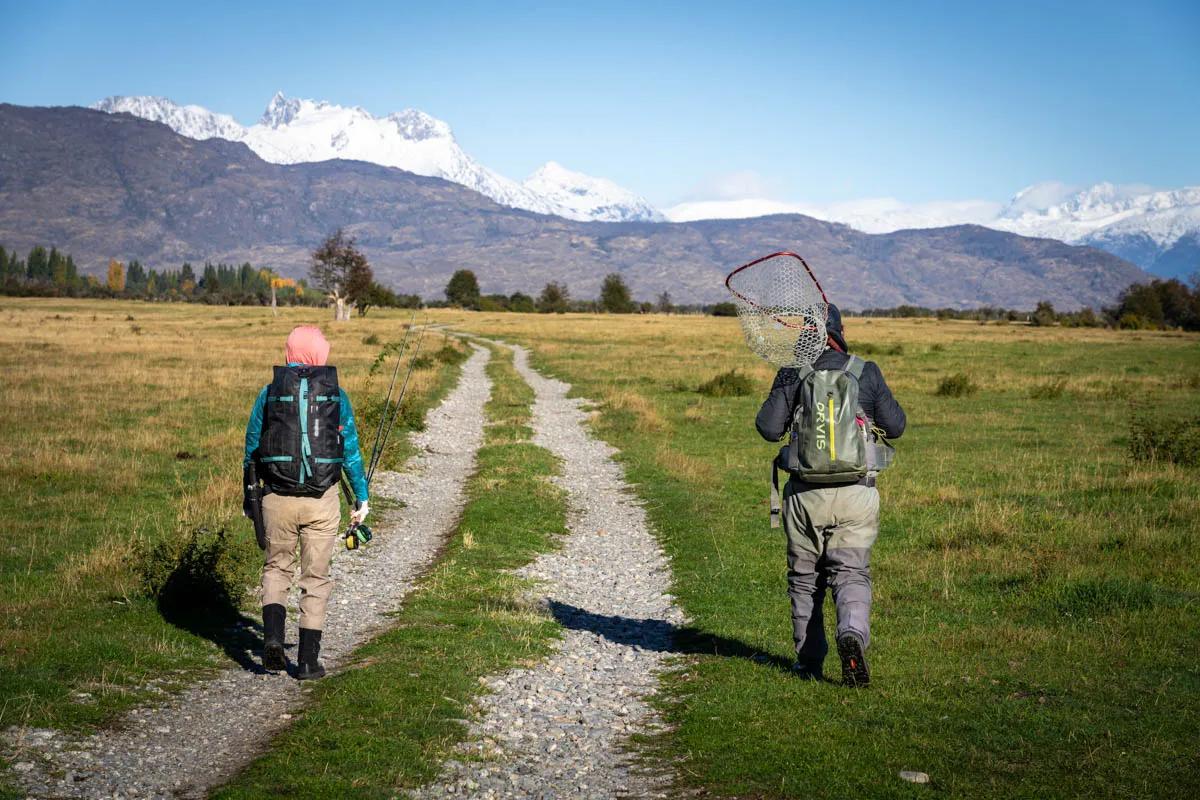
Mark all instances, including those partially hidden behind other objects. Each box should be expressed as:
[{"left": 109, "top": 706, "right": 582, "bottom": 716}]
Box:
[{"left": 843, "top": 355, "right": 866, "bottom": 379}]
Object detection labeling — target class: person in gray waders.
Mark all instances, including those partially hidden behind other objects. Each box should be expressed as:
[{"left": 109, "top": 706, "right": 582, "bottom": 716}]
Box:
[
  {"left": 243, "top": 325, "right": 369, "bottom": 679},
  {"left": 755, "top": 305, "right": 905, "bottom": 686}
]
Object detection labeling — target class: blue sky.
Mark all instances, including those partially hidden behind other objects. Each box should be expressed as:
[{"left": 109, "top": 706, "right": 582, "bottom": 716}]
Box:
[{"left": 1, "top": 0, "right": 1196, "bottom": 207}]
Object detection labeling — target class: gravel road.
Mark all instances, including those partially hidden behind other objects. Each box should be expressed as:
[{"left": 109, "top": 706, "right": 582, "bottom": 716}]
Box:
[
  {"left": 3, "top": 345, "right": 492, "bottom": 799},
  {"left": 412, "top": 342, "right": 684, "bottom": 800}
]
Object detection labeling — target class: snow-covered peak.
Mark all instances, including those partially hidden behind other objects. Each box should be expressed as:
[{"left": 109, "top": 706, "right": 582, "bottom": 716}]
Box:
[
  {"left": 523, "top": 161, "right": 664, "bottom": 222},
  {"left": 92, "top": 95, "right": 247, "bottom": 141},
  {"left": 258, "top": 91, "right": 304, "bottom": 128},
  {"left": 387, "top": 109, "right": 453, "bottom": 142},
  {"left": 993, "top": 181, "right": 1200, "bottom": 245}
]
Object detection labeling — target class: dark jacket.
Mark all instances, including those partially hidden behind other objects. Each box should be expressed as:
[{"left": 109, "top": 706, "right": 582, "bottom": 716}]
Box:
[{"left": 756, "top": 348, "right": 907, "bottom": 443}]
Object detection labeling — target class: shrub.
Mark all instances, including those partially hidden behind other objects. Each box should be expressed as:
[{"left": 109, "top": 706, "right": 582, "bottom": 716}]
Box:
[
  {"left": 137, "top": 527, "right": 259, "bottom": 619},
  {"left": 362, "top": 333, "right": 380, "bottom": 345},
  {"left": 697, "top": 369, "right": 755, "bottom": 397},
  {"left": 434, "top": 342, "right": 468, "bottom": 365},
  {"left": 1129, "top": 413, "right": 1200, "bottom": 467},
  {"left": 936, "top": 373, "right": 977, "bottom": 397},
  {"left": 710, "top": 302, "right": 738, "bottom": 317},
  {"left": 856, "top": 342, "right": 904, "bottom": 356},
  {"left": 1053, "top": 578, "right": 1157, "bottom": 617},
  {"left": 1030, "top": 379, "right": 1067, "bottom": 400},
  {"left": 410, "top": 355, "right": 435, "bottom": 370}
]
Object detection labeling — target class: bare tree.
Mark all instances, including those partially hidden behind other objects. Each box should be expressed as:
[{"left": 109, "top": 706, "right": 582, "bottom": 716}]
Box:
[{"left": 310, "top": 229, "right": 370, "bottom": 321}]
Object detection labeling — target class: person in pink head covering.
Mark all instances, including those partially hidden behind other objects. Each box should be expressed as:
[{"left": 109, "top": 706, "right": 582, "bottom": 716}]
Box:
[
  {"left": 284, "top": 325, "right": 331, "bottom": 366},
  {"left": 243, "top": 325, "right": 369, "bottom": 679}
]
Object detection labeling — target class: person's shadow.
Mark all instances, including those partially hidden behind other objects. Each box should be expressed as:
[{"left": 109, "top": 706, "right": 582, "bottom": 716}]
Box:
[
  {"left": 152, "top": 531, "right": 276, "bottom": 675},
  {"left": 546, "top": 600, "right": 794, "bottom": 672}
]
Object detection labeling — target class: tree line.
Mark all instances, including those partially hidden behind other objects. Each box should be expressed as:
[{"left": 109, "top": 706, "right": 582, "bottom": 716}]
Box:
[
  {"left": 4, "top": 239, "right": 1197, "bottom": 330},
  {"left": 856, "top": 276, "right": 1200, "bottom": 331}
]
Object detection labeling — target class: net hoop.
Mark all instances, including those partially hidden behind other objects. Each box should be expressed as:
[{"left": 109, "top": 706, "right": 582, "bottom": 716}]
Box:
[
  {"left": 724, "top": 251, "right": 828, "bottom": 327},
  {"left": 724, "top": 251, "right": 830, "bottom": 368}
]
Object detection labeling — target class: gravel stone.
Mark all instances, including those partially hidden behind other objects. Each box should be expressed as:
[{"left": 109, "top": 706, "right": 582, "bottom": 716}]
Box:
[
  {"left": 412, "top": 342, "right": 684, "bottom": 800},
  {"left": 3, "top": 346, "right": 492, "bottom": 799}
]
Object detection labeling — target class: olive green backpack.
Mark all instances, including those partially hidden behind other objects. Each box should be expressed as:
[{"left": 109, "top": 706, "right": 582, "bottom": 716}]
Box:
[{"left": 769, "top": 355, "right": 895, "bottom": 527}]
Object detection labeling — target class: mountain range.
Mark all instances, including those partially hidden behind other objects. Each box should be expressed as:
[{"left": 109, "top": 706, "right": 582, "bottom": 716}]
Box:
[
  {"left": 93, "top": 94, "right": 663, "bottom": 224},
  {"left": 92, "top": 94, "right": 1199, "bottom": 280},
  {"left": 0, "top": 104, "right": 1147, "bottom": 309}
]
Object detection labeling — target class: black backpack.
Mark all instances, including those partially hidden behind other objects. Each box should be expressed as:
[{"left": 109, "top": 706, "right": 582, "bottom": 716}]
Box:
[{"left": 256, "top": 365, "right": 344, "bottom": 496}]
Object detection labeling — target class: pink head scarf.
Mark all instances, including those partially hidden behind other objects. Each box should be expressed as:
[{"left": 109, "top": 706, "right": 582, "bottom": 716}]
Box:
[{"left": 285, "top": 325, "right": 331, "bottom": 366}]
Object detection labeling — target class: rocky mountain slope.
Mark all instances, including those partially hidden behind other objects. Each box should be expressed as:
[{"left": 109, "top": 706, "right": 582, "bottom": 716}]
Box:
[{"left": 0, "top": 104, "right": 1148, "bottom": 308}]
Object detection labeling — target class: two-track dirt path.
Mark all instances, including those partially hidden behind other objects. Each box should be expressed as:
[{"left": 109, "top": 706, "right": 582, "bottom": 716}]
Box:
[
  {"left": 4, "top": 345, "right": 492, "bottom": 800},
  {"left": 412, "top": 342, "right": 685, "bottom": 799}
]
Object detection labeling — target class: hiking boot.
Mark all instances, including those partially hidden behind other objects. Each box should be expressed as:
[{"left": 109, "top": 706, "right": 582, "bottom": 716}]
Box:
[
  {"left": 790, "top": 661, "right": 824, "bottom": 681},
  {"left": 837, "top": 632, "right": 870, "bottom": 688},
  {"left": 261, "top": 604, "right": 286, "bottom": 672},
  {"left": 296, "top": 628, "right": 326, "bottom": 680}
]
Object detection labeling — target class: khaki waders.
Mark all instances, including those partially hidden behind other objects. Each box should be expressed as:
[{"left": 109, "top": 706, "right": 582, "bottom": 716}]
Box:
[
  {"left": 260, "top": 484, "right": 340, "bottom": 630},
  {"left": 782, "top": 480, "right": 879, "bottom": 666}
]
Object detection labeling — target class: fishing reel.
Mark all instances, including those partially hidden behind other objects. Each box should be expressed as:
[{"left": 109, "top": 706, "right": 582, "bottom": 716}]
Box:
[{"left": 343, "top": 522, "right": 373, "bottom": 551}]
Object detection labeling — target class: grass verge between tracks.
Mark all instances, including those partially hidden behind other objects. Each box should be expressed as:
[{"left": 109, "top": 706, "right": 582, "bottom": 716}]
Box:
[{"left": 214, "top": 342, "right": 568, "bottom": 797}]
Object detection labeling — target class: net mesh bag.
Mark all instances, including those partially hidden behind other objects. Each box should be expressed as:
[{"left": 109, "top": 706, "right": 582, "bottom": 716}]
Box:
[{"left": 725, "top": 252, "right": 829, "bottom": 368}]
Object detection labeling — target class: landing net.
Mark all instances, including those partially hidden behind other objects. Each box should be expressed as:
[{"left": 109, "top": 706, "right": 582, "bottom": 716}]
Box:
[{"left": 725, "top": 251, "right": 829, "bottom": 368}]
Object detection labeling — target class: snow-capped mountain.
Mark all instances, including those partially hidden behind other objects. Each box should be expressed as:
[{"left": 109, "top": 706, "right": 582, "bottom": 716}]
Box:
[
  {"left": 989, "top": 182, "right": 1200, "bottom": 280},
  {"left": 92, "top": 93, "right": 662, "bottom": 223},
  {"left": 666, "top": 180, "right": 1200, "bottom": 279},
  {"left": 523, "top": 161, "right": 663, "bottom": 223},
  {"left": 990, "top": 182, "right": 1200, "bottom": 244}
]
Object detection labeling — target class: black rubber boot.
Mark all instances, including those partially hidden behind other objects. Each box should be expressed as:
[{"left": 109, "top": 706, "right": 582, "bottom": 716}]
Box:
[
  {"left": 261, "top": 604, "right": 286, "bottom": 672},
  {"left": 296, "top": 628, "right": 326, "bottom": 680},
  {"left": 837, "top": 632, "right": 870, "bottom": 688},
  {"left": 790, "top": 660, "right": 824, "bottom": 681}
]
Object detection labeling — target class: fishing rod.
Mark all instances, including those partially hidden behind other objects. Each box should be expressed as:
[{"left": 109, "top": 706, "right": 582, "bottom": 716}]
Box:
[
  {"left": 342, "top": 317, "right": 432, "bottom": 550},
  {"left": 368, "top": 319, "right": 429, "bottom": 485},
  {"left": 365, "top": 310, "right": 419, "bottom": 475}
]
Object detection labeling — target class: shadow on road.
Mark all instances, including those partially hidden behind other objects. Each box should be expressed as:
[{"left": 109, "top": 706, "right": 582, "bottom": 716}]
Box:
[
  {"left": 547, "top": 599, "right": 793, "bottom": 672},
  {"left": 158, "top": 601, "right": 275, "bottom": 675}
]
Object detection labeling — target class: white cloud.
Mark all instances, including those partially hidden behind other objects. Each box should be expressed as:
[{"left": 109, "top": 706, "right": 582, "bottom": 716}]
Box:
[
  {"left": 679, "top": 170, "right": 784, "bottom": 202},
  {"left": 664, "top": 195, "right": 1002, "bottom": 232}
]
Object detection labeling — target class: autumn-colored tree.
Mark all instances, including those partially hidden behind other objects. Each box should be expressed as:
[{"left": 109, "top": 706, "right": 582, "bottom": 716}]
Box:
[
  {"left": 310, "top": 229, "right": 369, "bottom": 321},
  {"left": 106, "top": 259, "right": 125, "bottom": 293}
]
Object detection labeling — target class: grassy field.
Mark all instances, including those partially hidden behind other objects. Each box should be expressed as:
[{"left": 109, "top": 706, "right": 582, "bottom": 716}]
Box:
[
  {"left": 438, "top": 309, "right": 1200, "bottom": 799},
  {"left": 0, "top": 298, "right": 464, "bottom": 734},
  {"left": 2, "top": 298, "right": 1198, "bottom": 799}
]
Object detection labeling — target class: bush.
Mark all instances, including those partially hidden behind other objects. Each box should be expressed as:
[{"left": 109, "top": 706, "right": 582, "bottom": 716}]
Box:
[
  {"left": 1129, "top": 413, "right": 1200, "bottom": 467},
  {"left": 710, "top": 302, "right": 738, "bottom": 317},
  {"left": 434, "top": 342, "right": 468, "bottom": 365},
  {"left": 856, "top": 342, "right": 904, "bottom": 356},
  {"left": 137, "top": 527, "right": 259, "bottom": 619},
  {"left": 697, "top": 369, "right": 755, "bottom": 397},
  {"left": 936, "top": 373, "right": 977, "bottom": 397},
  {"left": 362, "top": 333, "right": 380, "bottom": 345}
]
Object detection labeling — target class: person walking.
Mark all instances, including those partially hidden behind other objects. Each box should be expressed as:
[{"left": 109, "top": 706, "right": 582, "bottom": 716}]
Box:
[
  {"left": 755, "top": 304, "right": 905, "bottom": 686},
  {"left": 243, "top": 325, "right": 369, "bottom": 679}
]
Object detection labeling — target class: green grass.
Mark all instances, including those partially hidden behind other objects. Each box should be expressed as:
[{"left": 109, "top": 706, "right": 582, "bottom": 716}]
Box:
[
  {"left": 438, "top": 311, "right": 1200, "bottom": 800},
  {"left": 0, "top": 300, "right": 463, "bottom": 736},
  {"left": 213, "top": 342, "right": 568, "bottom": 798}
]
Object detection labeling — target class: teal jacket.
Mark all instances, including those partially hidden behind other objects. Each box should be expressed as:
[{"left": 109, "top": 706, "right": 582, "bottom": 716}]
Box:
[{"left": 243, "top": 367, "right": 369, "bottom": 503}]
